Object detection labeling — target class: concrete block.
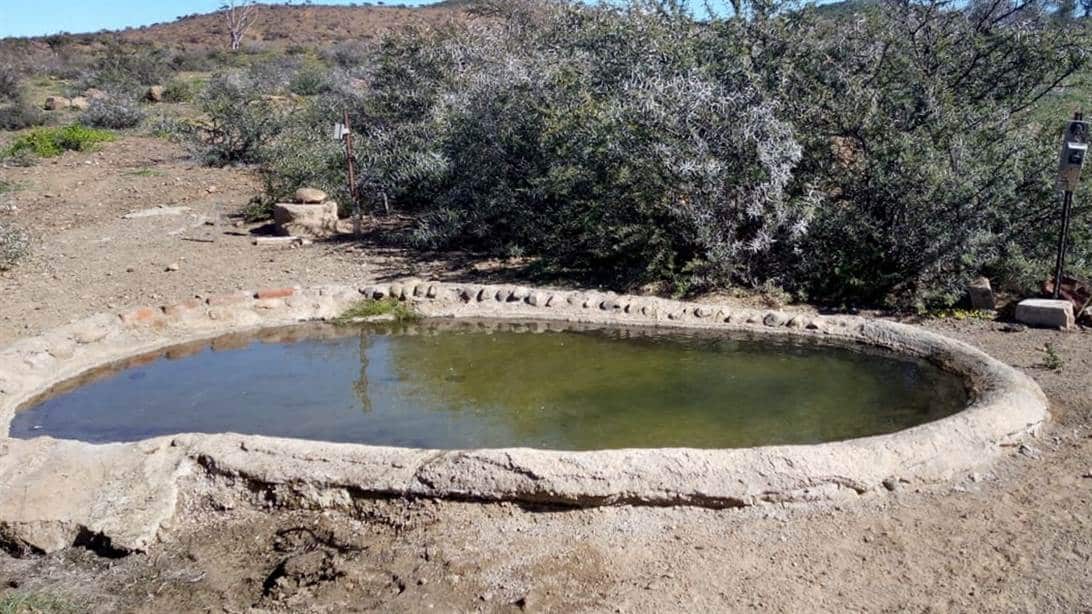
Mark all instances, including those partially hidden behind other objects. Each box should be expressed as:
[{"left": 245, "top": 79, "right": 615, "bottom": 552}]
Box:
[{"left": 1014, "top": 299, "right": 1075, "bottom": 330}]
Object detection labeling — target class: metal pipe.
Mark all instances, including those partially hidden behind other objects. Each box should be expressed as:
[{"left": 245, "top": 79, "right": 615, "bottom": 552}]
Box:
[
  {"left": 1052, "top": 189, "right": 1073, "bottom": 300},
  {"left": 343, "top": 109, "right": 360, "bottom": 237}
]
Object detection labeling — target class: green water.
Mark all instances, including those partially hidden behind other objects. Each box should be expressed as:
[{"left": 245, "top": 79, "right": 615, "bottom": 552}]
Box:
[{"left": 11, "top": 321, "right": 968, "bottom": 450}]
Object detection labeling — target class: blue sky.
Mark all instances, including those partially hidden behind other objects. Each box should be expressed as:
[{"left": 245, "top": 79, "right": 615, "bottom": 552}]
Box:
[{"left": 0, "top": 1, "right": 444, "bottom": 38}]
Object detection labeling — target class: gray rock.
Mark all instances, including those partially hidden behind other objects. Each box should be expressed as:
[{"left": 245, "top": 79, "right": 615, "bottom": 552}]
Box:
[
  {"left": 763, "top": 312, "right": 787, "bottom": 327},
  {"left": 1014, "top": 299, "right": 1075, "bottom": 330},
  {"left": 294, "top": 187, "right": 327, "bottom": 204},
  {"left": 967, "top": 277, "right": 995, "bottom": 310}
]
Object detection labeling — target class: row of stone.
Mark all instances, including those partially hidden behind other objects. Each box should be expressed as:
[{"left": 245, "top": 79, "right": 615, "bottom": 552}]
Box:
[{"left": 360, "top": 281, "right": 830, "bottom": 333}]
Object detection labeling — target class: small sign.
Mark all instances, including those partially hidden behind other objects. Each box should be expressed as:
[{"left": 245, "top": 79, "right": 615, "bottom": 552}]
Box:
[
  {"left": 332, "top": 122, "right": 350, "bottom": 141},
  {"left": 1058, "top": 119, "right": 1089, "bottom": 192}
]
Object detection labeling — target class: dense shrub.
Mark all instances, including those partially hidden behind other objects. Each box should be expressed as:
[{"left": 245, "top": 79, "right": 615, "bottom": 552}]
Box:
[
  {"left": 0, "top": 100, "right": 46, "bottom": 131},
  {"left": 79, "top": 95, "right": 146, "bottom": 129},
  {"left": 161, "top": 79, "right": 196, "bottom": 103},
  {"left": 0, "top": 219, "right": 30, "bottom": 271},
  {"left": 759, "top": 1, "right": 1086, "bottom": 307},
  {"left": 322, "top": 0, "right": 1087, "bottom": 306},
  {"left": 187, "top": 72, "right": 293, "bottom": 166},
  {"left": 0, "top": 65, "right": 46, "bottom": 131},
  {"left": 0, "top": 66, "right": 18, "bottom": 102},
  {"left": 288, "top": 62, "right": 331, "bottom": 96},
  {"left": 156, "top": 0, "right": 1081, "bottom": 306},
  {"left": 322, "top": 41, "right": 371, "bottom": 68},
  {"left": 5, "top": 125, "right": 115, "bottom": 158},
  {"left": 82, "top": 41, "right": 174, "bottom": 93}
]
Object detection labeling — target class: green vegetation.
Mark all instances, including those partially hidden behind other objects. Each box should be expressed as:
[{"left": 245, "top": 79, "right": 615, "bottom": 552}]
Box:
[
  {"left": 0, "top": 591, "right": 80, "bottom": 614},
  {"left": 1042, "top": 343, "right": 1065, "bottom": 370},
  {"left": 175, "top": 0, "right": 1084, "bottom": 310},
  {"left": 1, "top": 1, "right": 1088, "bottom": 311},
  {"left": 161, "top": 78, "right": 196, "bottom": 103},
  {"left": 925, "top": 309, "right": 997, "bottom": 321},
  {"left": 4, "top": 125, "right": 115, "bottom": 159},
  {"left": 334, "top": 298, "right": 419, "bottom": 325}
]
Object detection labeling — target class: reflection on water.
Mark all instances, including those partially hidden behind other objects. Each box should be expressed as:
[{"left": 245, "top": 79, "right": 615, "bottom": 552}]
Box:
[{"left": 11, "top": 321, "right": 968, "bottom": 450}]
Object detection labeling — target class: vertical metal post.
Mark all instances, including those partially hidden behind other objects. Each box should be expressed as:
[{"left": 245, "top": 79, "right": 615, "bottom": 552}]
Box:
[
  {"left": 1052, "top": 189, "right": 1073, "bottom": 299},
  {"left": 1053, "top": 110, "right": 1085, "bottom": 299},
  {"left": 343, "top": 109, "right": 361, "bottom": 237}
]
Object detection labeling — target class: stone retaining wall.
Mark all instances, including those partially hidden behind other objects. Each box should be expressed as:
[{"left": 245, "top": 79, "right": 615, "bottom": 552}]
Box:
[{"left": 0, "top": 280, "right": 1050, "bottom": 555}]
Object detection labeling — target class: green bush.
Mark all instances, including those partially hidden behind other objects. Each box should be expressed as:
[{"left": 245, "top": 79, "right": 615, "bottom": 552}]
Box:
[
  {"left": 313, "top": 0, "right": 1085, "bottom": 306},
  {"left": 79, "top": 95, "right": 145, "bottom": 129},
  {"left": 82, "top": 40, "right": 174, "bottom": 93},
  {"left": 0, "top": 65, "right": 46, "bottom": 130},
  {"left": 5, "top": 125, "right": 115, "bottom": 158},
  {"left": 187, "top": 72, "right": 293, "bottom": 166},
  {"left": 288, "top": 62, "right": 331, "bottom": 96},
  {"left": 161, "top": 79, "right": 196, "bottom": 103},
  {"left": 224, "top": 0, "right": 1083, "bottom": 307}
]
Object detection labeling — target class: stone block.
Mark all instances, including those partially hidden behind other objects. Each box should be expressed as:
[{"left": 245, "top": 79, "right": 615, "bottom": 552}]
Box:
[
  {"left": 272, "top": 201, "right": 339, "bottom": 238},
  {"left": 256, "top": 287, "right": 296, "bottom": 300},
  {"left": 1014, "top": 299, "right": 1075, "bottom": 330},
  {"left": 967, "top": 277, "right": 995, "bottom": 310}
]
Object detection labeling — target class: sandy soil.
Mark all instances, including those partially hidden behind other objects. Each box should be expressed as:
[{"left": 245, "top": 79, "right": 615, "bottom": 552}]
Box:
[{"left": 1, "top": 138, "right": 1090, "bottom": 613}]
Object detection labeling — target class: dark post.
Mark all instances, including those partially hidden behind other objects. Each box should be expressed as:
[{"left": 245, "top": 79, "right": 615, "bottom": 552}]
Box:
[
  {"left": 1054, "top": 111, "right": 1087, "bottom": 299},
  {"left": 1052, "top": 190, "right": 1073, "bottom": 299}
]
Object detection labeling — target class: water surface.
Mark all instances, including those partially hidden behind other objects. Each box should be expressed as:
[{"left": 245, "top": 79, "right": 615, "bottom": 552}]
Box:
[{"left": 11, "top": 321, "right": 968, "bottom": 449}]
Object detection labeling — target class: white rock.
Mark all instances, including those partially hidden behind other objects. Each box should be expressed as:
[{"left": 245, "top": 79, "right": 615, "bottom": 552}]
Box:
[
  {"left": 1014, "top": 299, "right": 1075, "bottom": 330},
  {"left": 293, "top": 188, "right": 327, "bottom": 204}
]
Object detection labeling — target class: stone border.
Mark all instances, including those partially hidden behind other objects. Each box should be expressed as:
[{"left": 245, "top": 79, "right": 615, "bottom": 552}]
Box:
[{"left": 0, "top": 280, "right": 1050, "bottom": 555}]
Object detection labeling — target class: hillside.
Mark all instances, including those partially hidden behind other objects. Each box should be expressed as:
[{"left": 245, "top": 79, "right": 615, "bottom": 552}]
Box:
[
  {"left": 116, "top": 2, "right": 468, "bottom": 49},
  {"left": 1, "top": 2, "right": 468, "bottom": 53}
]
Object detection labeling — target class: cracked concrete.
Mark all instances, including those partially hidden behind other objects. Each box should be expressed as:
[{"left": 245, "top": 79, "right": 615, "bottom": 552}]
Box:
[{"left": 0, "top": 281, "right": 1050, "bottom": 554}]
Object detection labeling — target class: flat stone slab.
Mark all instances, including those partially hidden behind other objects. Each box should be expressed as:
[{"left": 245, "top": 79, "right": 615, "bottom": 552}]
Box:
[
  {"left": 0, "top": 281, "right": 1052, "bottom": 554},
  {"left": 1014, "top": 299, "right": 1075, "bottom": 330},
  {"left": 122, "top": 206, "right": 192, "bottom": 219}
]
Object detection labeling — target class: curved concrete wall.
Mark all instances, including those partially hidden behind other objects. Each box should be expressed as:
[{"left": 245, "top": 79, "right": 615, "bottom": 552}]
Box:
[{"left": 0, "top": 281, "right": 1049, "bottom": 555}]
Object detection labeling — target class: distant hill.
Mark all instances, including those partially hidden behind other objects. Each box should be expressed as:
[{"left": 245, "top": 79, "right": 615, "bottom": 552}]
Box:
[
  {"left": 116, "top": 3, "right": 467, "bottom": 49},
  {"left": 3, "top": 2, "right": 469, "bottom": 50}
]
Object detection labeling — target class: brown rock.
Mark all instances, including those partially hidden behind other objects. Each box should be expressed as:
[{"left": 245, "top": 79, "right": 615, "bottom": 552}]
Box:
[
  {"left": 145, "top": 86, "right": 164, "bottom": 102},
  {"left": 119, "top": 306, "right": 162, "bottom": 326},
  {"left": 43, "top": 96, "right": 71, "bottom": 111},
  {"left": 69, "top": 96, "right": 90, "bottom": 111},
  {"left": 967, "top": 277, "right": 995, "bottom": 310},
  {"left": 273, "top": 201, "right": 339, "bottom": 238},
  {"left": 256, "top": 287, "right": 296, "bottom": 300}
]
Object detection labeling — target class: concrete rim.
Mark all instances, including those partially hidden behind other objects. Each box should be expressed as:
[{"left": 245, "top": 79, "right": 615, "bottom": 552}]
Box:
[{"left": 0, "top": 280, "right": 1050, "bottom": 555}]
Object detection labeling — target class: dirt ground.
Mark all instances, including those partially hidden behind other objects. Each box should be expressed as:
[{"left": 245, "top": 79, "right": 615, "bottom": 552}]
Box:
[{"left": 1, "top": 138, "right": 1091, "bottom": 613}]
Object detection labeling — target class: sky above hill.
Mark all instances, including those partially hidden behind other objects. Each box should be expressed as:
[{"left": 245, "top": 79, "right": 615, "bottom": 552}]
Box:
[{"left": 0, "top": 1, "right": 444, "bottom": 38}]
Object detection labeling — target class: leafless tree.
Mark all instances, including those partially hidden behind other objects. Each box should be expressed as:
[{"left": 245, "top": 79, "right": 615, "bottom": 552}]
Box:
[{"left": 222, "top": 1, "right": 259, "bottom": 51}]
